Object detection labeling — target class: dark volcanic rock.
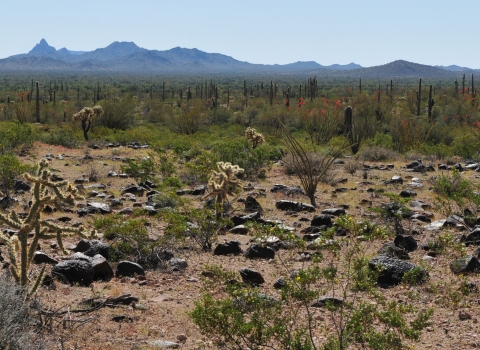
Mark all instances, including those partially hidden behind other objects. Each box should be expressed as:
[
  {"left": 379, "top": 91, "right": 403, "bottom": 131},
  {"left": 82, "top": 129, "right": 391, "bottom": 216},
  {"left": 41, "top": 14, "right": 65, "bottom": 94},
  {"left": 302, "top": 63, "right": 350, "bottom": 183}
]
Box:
[
  {"left": 91, "top": 254, "right": 114, "bottom": 280},
  {"left": 33, "top": 251, "right": 58, "bottom": 264},
  {"left": 321, "top": 208, "right": 346, "bottom": 216},
  {"left": 239, "top": 268, "right": 265, "bottom": 285},
  {"left": 83, "top": 241, "right": 110, "bottom": 259},
  {"left": 52, "top": 260, "right": 94, "bottom": 286},
  {"left": 73, "top": 239, "right": 91, "bottom": 253},
  {"left": 244, "top": 243, "right": 275, "bottom": 259},
  {"left": 311, "top": 214, "right": 333, "bottom": 228},
  {"left": 450, "top": 255, "right": 480, "bottom": 274},
  {"left": 244, "top": 196, "right": 263, "bottom": 212},
  {"left": 276, "top": 200, "right": 315, "bottom": 212},
  {"left": 270, "top": 184, "right": 305, "bottom": 195},
  {"left": 369, "top": 255, "right": 427, "bottom": 286},
  {"left": 214, "top": 241, "right": 243, "bottom": 256},
  {"left": 116, "top": 261, "right": 145, "bottom": 277},
  {"left": 394, "top": 235, "right": 418, "bottom": 252},
  {"left": 378, "top": 243, "right": 410, "bottom": 260},
  {"left": 311, "top": 296, "right": 344, "bottom": 307}
]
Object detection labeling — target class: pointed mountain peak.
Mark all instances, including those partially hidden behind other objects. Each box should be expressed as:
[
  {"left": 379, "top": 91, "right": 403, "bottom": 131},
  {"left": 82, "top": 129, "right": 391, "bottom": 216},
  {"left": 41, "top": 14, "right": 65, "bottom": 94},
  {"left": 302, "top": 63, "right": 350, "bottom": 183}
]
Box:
[{"left": 29, "top": 39, "right": 57, "bottom": 55}]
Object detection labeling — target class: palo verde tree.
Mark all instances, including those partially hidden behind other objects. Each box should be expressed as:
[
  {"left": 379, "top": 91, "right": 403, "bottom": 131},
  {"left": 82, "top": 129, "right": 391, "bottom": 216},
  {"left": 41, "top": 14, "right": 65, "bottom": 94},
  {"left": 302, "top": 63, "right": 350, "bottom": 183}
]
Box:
[{"left": 73, "top": 105, "right": 104, "bottom": 140}]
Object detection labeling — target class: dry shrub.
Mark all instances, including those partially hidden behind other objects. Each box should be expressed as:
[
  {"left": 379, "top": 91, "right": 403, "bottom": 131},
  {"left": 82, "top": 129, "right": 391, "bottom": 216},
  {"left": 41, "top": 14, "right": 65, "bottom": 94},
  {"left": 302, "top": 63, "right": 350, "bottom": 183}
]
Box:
[
  {"left": 0, "top": 277, "right": 45, "bottom": 350},
  {"left": 283, "top": 152, "right": 339, "bottom": 185},
  {"left": 358, "top": 145, "right": 399, "bottom": 162},
  {"left": 344, "top": 158, "right": 361, "bottom": 175}
]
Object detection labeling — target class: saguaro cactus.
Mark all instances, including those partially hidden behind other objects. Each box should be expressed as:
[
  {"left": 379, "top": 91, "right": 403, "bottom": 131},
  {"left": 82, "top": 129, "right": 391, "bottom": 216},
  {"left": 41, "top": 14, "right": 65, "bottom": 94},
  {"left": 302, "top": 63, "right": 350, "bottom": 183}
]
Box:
[
  {"left": 0, "top": 159, "right": 92, "bottom": 294},
  {"left": 35, "top": 81, "right": 40, "bottom": 123},
  {"left": 416, "top": 78, "right": 422, "bottom": 116},
  {"left": 428, "top": 85, "right": 435, "bottom": 120},
  {"left": 344, "top": 106, "right": 362, "bottom": 154}
]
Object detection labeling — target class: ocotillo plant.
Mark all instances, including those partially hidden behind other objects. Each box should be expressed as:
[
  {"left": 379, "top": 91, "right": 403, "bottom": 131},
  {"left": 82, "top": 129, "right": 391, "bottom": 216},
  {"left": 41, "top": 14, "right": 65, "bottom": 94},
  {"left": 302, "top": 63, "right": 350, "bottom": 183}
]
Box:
[
  {"left": 0, "top": 159, "right": 93, "bottom": 295},
  {"left": 428, "top": 85, "right": 435, "bottom": 120},
  {"left": 35, "top": 81, "right": 40, "bottom": 123},
  {"left": 73, "top": 105, "right": 104, "bottom": 140},
  {"left": 416, "top": 78, "right": 422, "bottom": 116}
]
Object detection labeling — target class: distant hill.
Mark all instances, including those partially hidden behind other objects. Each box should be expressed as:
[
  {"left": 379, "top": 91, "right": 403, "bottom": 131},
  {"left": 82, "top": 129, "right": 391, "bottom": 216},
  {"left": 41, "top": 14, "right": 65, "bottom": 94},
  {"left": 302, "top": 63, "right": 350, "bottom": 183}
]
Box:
[
  {"left": 436, "top": 65, "right": 473, "bottom": 72},
  {"left": 0, "top": 39, "right": 476, "bottom": 77},
  {"left": 322, "top": 60, "right": 461, "bottom": 79}
]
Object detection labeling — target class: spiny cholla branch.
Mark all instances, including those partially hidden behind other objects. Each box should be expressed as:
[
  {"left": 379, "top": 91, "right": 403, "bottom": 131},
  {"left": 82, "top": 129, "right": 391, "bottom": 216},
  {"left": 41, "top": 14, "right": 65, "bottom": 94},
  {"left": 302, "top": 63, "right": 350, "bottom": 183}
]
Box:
[{"left": 0, "top": 159, "right": 95, "bottom": 295}]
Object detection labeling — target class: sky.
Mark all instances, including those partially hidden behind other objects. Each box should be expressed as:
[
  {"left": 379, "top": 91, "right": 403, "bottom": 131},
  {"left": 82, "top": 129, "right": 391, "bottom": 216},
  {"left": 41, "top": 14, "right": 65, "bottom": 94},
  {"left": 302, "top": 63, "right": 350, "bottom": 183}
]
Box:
[{"left": 1, "top": 0, "right": 479, "bottom": 68}]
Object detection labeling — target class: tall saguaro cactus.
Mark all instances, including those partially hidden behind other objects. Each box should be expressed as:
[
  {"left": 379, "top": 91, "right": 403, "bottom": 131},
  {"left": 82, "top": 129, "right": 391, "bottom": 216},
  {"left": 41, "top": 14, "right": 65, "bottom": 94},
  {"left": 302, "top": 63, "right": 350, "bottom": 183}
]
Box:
[
  {"left": 416, "top": 78, "right": 422, "bottom": 116},
  {"left": 428, "top": 85, "right": 435, "bottom": 120},
  {"left": 35, "top": 81, "right": 40, "bottom": 123}
]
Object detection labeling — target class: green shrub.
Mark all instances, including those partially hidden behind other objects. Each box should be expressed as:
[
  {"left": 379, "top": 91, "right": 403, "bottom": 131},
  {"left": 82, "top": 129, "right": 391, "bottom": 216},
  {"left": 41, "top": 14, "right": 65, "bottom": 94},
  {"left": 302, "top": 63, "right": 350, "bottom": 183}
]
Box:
[
  {"left": 211, "top": 138, "right": 281, "bottom": 178},
  {"left": 120, "top": 155, "right": 156, "bottom": 183},
  {"left": 0, "top": 154, "right": 33, "bottom": 197},
  {"left": 0, "top": 122, "right": 35, "bottom": 153},
  {"left": 93, "top": 215, "right": 170, "bottom": 268}
]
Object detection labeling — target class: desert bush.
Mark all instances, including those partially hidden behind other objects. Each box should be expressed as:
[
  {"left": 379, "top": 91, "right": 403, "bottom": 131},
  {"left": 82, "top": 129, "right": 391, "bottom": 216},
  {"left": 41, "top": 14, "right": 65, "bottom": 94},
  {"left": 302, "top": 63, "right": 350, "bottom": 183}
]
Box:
[
  {"left": 433, "top": 169, "right": 480, "bottom": 228},
  {"left": 191, "top": 218, "right": 432, "bottom": 350},
  {"left": 211, "top": 138, "right": 281, "bottom": 178},
  {"left": 344, "top": 158, "right": 361, "bottom": 176},
  {"left": 0, "top": 277, "right": 45, "bottom": 350},
  {"left": 120, "top": 154, "right": 156, "bottom": 183},
  {"left": 37, "top": 125, "right": 82, "bottom": 148},
  {"left": 357, "top": 145, "right": 399, "bottom": 162},
  {"left": 96, "top": 95, "right": 136, "bottom": 130},
  {"left": 149, "top": 191, "right": 181, "bottom": 209},
  {"left": 0, "top": 121, "right": 35, "bottom": 153},
  {"left": 0, "top": 154, "right": 33, "bottom": 198},
  {"left": 93, "top": 215, "right": 173, "bottom": 268}
]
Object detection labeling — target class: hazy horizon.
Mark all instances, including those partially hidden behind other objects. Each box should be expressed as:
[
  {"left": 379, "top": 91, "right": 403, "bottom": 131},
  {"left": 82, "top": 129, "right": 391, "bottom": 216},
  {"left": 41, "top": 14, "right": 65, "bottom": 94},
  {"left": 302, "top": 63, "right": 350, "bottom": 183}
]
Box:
[{"left": 1, "top": 0, "right": 479, "bottom": 68}]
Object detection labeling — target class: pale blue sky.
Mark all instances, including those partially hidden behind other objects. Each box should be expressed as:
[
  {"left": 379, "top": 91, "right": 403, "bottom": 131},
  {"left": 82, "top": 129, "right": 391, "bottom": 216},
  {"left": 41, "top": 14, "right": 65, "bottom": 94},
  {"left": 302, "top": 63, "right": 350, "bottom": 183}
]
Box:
[{"left": 2, "top": 0, "right": 478, "bottom": 68}]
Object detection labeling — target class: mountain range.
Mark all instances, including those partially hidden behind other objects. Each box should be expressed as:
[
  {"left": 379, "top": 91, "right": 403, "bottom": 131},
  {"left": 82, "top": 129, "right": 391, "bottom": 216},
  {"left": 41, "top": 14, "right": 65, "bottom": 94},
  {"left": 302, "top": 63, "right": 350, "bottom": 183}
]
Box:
[{"left": 0, "top": 39, "right": 477, "bottom": 77}]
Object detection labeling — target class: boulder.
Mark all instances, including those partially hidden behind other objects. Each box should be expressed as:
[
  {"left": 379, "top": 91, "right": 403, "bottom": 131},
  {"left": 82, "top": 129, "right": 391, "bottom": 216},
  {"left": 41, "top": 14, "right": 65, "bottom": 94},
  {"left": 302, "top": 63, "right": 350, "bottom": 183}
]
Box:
[
  {"left": 168, "top": 258, "right": 188, "bottom": 271},
  {"left": 311, "top": 214, "right": 333, "bottom": 228},
  {"left": 116, "top": 261, "right": 145, "bottom": 277},
  {"left": 52, "top": 260, "right": 94, "bottom": 286},
  {"left": 33, "top": 251, "right": 58, "bottom": 265},
  {"left": 244, "top": 196, "right": 263, "bottom": 212},
  {"left": 213, "top": 241, "right": 243, "bottom": 256},
  {"left": 450, "top": 255, "right": 480, "bottom": 274},
  {"left": 239, "top": 268, "right": 265, "bottom": 285},
  {"left": 369, "top": 255, "right": 427, "bottom": 286},
  {"left": 244, "top": 243, "right": 275, "bottom": 259},
  {"left": 321, "top": 208, "right": 346, "bottom": 216},
  {"left": 275, "top": 200, "right": 315, "bottom": 212},
  {"left": 83, "top": 241, "right": 110, "bottom": 259},
  {"left": 91, "top": 254, "right": 114, "bottom": 280},
  {"left": 393, "top": 235, "right": 418, "bottom": 252}
]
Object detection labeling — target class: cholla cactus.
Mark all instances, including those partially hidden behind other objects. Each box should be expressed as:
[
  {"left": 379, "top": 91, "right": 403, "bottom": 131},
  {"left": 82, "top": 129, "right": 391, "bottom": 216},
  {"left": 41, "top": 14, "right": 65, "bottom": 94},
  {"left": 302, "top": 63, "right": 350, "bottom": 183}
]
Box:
[
  {"left": 245, "top": 127, "right": 265, "bottom": 149},
  {"left": 0, "top": 159, "right": 94, "bottom": 295},
  {"left": 204, "top": 162, "right": 244, "bottom": 217},
  {"left": 73, "top": 105, "right": 104, "bottom": 140}
]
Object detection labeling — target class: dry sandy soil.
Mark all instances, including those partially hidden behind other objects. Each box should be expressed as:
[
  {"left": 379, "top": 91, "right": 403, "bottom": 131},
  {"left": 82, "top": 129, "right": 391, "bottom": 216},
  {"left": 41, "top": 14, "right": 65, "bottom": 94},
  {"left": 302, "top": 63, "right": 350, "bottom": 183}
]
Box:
[{"left": 1, "top": 142, "right": 480, "bottom": 350}]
